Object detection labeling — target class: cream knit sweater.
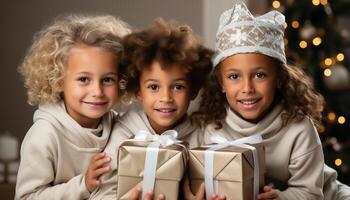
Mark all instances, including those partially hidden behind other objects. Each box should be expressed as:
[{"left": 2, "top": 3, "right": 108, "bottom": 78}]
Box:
[{"left": 16, "top": 102, "right": 116, "bottom": 200}]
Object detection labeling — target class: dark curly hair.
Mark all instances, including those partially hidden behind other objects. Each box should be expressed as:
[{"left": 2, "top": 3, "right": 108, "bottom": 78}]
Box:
[
  {"left": 192, "top": 60, "right": 324, "bottom": 129},
  {"left": 120, "top": 18, "right": 213, "bottom": 98}
]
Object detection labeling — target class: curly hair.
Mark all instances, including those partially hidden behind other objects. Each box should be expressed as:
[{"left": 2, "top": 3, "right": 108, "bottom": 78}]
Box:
[
  {"left": 121, "top": 18, "right": 213, "bottom": 98},
  {"left": 19, "top": 14, "right": 131, "bottom": 106},
  {"left": 193, "top": 61, "right": 324, "bottom": 129}
]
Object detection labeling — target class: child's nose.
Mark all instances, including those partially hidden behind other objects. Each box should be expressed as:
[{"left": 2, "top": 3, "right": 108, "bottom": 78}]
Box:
[
  {"left": 242, "top": 79, "right": 254, "bottom": 94},
  {"left": 160, "top": 88, "right": 174, "bottom": 103},
  {"left": 91, "top": 82, "right": 103, "bottom": 97}
]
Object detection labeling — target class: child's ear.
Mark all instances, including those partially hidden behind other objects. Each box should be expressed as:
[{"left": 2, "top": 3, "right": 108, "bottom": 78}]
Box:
[
  {"left": 135, "top": 90, "right": 143, "bottom": 101},
  {"left": 56, "top": 81, "right": 64, "bottom": 93}
]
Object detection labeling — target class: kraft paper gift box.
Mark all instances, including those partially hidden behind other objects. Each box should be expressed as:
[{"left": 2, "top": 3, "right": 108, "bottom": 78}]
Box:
[
  {"left": 189, "top": 142, "right": 265, "bottom": 200},
  {"left": 116, "top": 140, "right": 188, "bottom": 200}
]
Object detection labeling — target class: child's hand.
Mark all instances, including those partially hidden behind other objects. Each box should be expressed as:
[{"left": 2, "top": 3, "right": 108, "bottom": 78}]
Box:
[
  {"left": 257, "top": 185, "right": 278, "bottom": 200},
  {"left": 128, "top": 186, "right": 165, "bottom": 200},
  {"left": 85, "top": 152, "right": 111, "bottom": 193},
  {"left": 183, "top": 176, "right": 226, "bottom": 200}
]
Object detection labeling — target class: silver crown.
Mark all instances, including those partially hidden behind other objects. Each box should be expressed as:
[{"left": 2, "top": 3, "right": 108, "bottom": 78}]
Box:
[{"left": 213, "top": 2, "right": 286, "bottom": 66}]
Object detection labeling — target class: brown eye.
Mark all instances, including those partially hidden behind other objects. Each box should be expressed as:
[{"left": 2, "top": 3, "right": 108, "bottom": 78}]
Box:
[
  {"left": 77, "top": 77, "right": 89, "bottom": 83},
  {"left": 228, "top": 74, "right": 239, "bottom": 80},
  {"left": 147, "top": 84, "right": 159, "bottom": 91},
  {"left": 256, "top": 72, "right": 266, "bottom": 78}
]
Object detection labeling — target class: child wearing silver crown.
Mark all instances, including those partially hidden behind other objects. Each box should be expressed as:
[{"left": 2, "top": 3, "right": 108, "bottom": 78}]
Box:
[{"left": 191, "top": 2, "right": 350, "bottom": 200}]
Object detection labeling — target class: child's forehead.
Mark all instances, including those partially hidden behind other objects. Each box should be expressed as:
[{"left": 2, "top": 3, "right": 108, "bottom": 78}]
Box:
[
  {"left": 144, "top": 60, "right": 189, "bottom": 73},
  {"left": 140, "top": 60, "right": 190, "bottom": 80},
  {"left": 220, "top": 53, "right": 279, "bottom": 70}
]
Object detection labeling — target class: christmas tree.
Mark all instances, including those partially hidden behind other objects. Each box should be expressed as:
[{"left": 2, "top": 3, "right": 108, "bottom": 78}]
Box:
[{"left": 267, "top": 0, "right": 350, "bottom": 184}]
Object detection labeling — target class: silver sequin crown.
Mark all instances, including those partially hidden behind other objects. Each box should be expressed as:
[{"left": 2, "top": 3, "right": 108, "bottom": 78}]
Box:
[{"left": 213, "top": 2, "right": 286, "bottom": 66}]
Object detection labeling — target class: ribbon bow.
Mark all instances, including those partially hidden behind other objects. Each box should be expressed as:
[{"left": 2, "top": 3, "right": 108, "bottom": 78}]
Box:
[
  {"left": 134, "top": 130, "right": 180, "bottom": 147},
  {"left": 205, "top": 133, "right": 263, "bottom": 200},
  {"left": 134, "top": 130, "right": 181, "bottom": 200}
]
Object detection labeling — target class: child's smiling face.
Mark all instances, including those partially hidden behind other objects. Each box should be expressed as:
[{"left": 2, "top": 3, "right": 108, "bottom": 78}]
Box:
[
  {"left": 137, "top": 61, "right": 192, "bottom": 134},
  {"left": 60, "top": 45, "right": 119, "bottom": 128},
  {"left": 219, "top": 53, "right": 280, "bottom": 123}
]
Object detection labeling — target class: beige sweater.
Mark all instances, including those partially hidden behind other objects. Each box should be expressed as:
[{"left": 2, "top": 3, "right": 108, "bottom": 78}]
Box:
[
  {"left": 204, "top": 105, "right": 325, "bottom": 200},
  {"left": 16, "top": 102, "right": 116, "bottom": 200},
  {"left": 90, "top": 104, "right": 203, "bottom": 199}
]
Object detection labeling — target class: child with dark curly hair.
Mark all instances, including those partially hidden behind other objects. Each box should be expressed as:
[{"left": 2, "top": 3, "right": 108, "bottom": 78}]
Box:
[
  {"left": 90, "top": 18, "right": 213, "bottom": 200},
  {"left": 16, "top": 15, "right": 130, "bottom": 199},
  {"left": 190, "top": 2, "right": 350, "bottom": 200}
]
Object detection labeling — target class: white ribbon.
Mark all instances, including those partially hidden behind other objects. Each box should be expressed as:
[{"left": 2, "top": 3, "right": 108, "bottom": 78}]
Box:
[
  {"left": 133, "top": 130, "right": 181, "bottom": 200},
  {"left": 205, "top": 133, "right": 263, "bottom": 200}
]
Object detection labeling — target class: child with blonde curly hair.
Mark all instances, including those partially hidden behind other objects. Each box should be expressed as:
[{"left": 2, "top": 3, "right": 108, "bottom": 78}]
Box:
[
  {"left": 90, "top": 18, "right": 213, "bottom": 200},
  {"left": 16, "top": 14, "right": 130, "bottom": 199},
  {"left": 190, "top": 2, "right": 350, "bottom": 200}
]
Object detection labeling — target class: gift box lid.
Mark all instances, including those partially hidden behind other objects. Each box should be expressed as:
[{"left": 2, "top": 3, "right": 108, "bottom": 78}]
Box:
[
  {"left": 117, "top": 141, "right": 188, "bottom": 181},
  {"left": 189, "top": 143, "right": 264, "bottom": 182}
]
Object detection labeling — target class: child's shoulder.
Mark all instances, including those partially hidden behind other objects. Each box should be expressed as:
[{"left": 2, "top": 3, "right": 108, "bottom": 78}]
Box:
[
  {"left": 287, "top": 116, "right": 318, "bottom": 136},
  {"left": 285, "top": 116, "right": 322, "bottom": 157},
  {"left": 22, "top": 118, "right": 59, "bottom": 152}
]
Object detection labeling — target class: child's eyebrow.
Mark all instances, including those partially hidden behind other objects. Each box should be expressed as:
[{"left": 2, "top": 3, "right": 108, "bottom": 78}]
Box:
[
  {"left": 74, "top": 71, "right": 118, "bottom": 76},
  {"left": 143, "top": 78, "right": 159, "bottom": 83},
  {"left": 172, "top": 77, "right": 188, "bottom": 82}
]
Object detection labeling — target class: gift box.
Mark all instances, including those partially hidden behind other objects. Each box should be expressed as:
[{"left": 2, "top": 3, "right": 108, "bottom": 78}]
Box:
[
  {"left": 116, "top": 140, "right": 188, "bottom": 200},
  {"left": 189, "top": 143, "right": 265, "bottom": 200}
]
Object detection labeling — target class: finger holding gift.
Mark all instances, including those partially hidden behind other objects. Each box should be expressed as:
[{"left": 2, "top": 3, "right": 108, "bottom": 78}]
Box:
[
  {"left": 128, "top": 186, "right": 142, "bottom": 200},
  {"left": 128, "top": 185, "right": 165, "bottom": 200},
  {"left": 85, "top": 152, "right": 111, "bottom": 192},
  {"left": 184, "top": 181, "right": 226, "bottom": 200},
  {"left": 183, "top": 175, "right": 196, "bottom": 200},
  {"left": 256, "top": 185, "right": 278, "bottom": 200}
]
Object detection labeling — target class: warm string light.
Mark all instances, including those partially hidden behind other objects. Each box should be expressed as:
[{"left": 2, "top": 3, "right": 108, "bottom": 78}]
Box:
[
  {"left": 328, "top": 112, "right": 336, "bottom": 122},
  {"left": 318, "top": 124, "right": 326, "bottom": 134},
  {"left": 320, "top": 0, "right": 328, "bottom": 6},
  {"left": 312, "top": 0, "right": 320, "bottom": 6},
  {"left": 299, "top": 41, "right": 307, "bottom": 48},
  {"left": 338, "top": 116, "right": 346, "bottom": 124},
  {"left": 284, "top": 22, "right": 288, "bottom": 29},
  {"left": 291, "top": 20, "right": 300, "bottom": 29},
  {"left": 335, "top": 158, "right": 343, "bottom": 166},
  {"left": 312, "top": 37, "right": 322, "bottom": 46},
  {"left": 324, "top": 58, "right": 333, "bottom": 66},
  {"left": 324, "top": 68, "right": 332, "bottom": 77},
  {"left": 336, "top": 53, "right": 345, "bottom": 61},
  {"left": 272, "top": 1, "right": 281, "bottom": 9}
]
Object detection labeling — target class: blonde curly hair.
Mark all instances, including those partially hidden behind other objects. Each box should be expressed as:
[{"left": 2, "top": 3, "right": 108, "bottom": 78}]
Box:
[{"left": 19, "top": 14, "right": 131, "bottom": 105}]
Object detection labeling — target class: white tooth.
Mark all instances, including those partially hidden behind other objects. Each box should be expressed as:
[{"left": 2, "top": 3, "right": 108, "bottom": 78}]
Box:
[{"left": 241, "top": 100, "right": 257, "bottom": 105}]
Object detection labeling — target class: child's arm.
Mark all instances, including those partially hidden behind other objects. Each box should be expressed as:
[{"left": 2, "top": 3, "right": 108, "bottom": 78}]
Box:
[
  {"left": 269, "top": 119, "right": 325, "bottom": 199},
  {"left": 15, "top": 122, "right": 90, "bottom": 200}
]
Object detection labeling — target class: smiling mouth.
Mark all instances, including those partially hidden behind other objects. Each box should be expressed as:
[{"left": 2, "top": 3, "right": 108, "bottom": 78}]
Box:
[
  {"left": 238, "top": 99, "right": 259, "bottom": 105},
  {"left": 84, "top": 101, "right": 107, "bottom": 105},
  {"left": 155, "top": 108, "right": 176, "bottom": 113}
]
